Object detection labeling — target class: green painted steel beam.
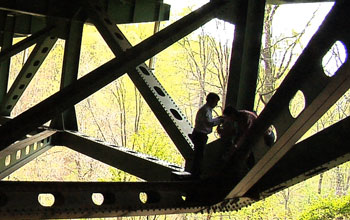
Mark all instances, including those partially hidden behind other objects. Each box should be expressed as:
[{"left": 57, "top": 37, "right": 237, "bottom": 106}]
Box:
[
  {"left": 248, "top": 116, "right": 350, "bottom": 199},
  {"left": 81, "top": 0, "right": 194, "bottom": 162},
  {"left": 0, "top": 15, "right": 13, "bottom": 104},
  {"left": 0, "top": 26, "right": 55, "bottom": 63},
  {"left": 236, "top": 0, "right": 266, "bottom": 110},
  {"left": 226, "top": 0, "right": 350, "bottom": 199},
  {"left": 0, "top": 180, "right": 233, "bottom": 219},
  {"left": 0, "top": 0, "right": 227, "bottom": 150},
  {"left": 50, "top": 21, "right": 83, "bottom": 131},
  {"left": 56, "top": 130, "right": 185, "bottom": 181},
  {"left": 225, "top": 0, "right": 265, "bottom": 111},
  {"left": 0, "top": 0, "right": 170, "bottom": 37},
  {"left": 225, "top": 0, "right": 248, "bottom": 107},
  {"left": 0, "top": 129, "right": 56, "bottom": 179},
  {"left": 0, "top": 35, "right": 58, "bottom": 116}
]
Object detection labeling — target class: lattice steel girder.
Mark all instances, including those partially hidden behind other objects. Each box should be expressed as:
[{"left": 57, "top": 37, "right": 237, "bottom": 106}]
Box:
[
  {"left": 0, "top": 0, "right": 170, "bottom": 27},
  {"left": 0, "top": 14, "right": 13, "bottom": 104},
  {"left": 0, "top": 129, "right": 56, "bottom": 179},
  {"left": 248, "top": 116, "right": 350, "bottom": 198},
  {"left": 55, "top": 130, "right": 185, "bottom": 181},
  {"left": 0, "top": 180, "right": 235, "bottom": 219},
  {"left": 0, "top": 34, "right": 58, "bottom": 116},
  {"left": 227, "top": 0, "right": 350, "bottom": 198},
  {"left": 81, "top": 0, "right": 194, "bottom": 160},
  {"left": 0, "top": 0, "right": 229, "bottom": 150}
]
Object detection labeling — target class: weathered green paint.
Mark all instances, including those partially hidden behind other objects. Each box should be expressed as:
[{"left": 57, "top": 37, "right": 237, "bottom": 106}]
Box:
[
  {"left": 236, "top": 0, "right": 266, "bottom": 111},
  {"left": 0, "top": 15, "right": 13, "bottom": 105},
  {"left": 82, "top": 0, "right": 194, "bottom": 161},
  {"left": 50, "top": 21, "right": 83, "bottom": 131},
  {"left": 0, "top": 0, "right": 170, "bottom": 37},
  {"left": 0, "top": 35, "right": 57, "bottom": 115}
]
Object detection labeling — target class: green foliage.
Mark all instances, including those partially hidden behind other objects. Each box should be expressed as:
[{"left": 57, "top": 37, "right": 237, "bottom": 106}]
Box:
[{"left": 299, "top": 195, "right": 350, "bottom": 220}]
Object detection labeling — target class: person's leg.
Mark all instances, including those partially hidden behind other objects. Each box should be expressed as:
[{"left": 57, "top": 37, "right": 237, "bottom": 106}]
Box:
[{"left": 191, "top": 131, "right": 208, "bottom": 178}]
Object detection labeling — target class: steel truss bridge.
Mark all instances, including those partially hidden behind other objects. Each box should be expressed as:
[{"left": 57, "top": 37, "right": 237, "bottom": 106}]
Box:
[{"left": 0, "top": 0, "right": 349, "bottom": 219}]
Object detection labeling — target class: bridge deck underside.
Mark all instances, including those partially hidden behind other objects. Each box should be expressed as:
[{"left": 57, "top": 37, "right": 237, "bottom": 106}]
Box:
[{"left": 0, "top": 0, "right": 348, "bottom": 219}]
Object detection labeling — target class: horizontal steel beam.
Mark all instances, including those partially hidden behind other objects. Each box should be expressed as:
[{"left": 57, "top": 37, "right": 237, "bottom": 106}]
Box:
[
  {"left": 0, "top": 0, "right": 170, "bottom": 24},
  {"left": 55, "top": 131, "right": 186, "bottom": 181},
  {"left": 0, "top": 180, "right": 237, "bottom": 219}
]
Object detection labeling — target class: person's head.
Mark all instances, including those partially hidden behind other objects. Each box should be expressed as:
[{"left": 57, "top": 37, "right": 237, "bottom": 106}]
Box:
[
  {"left": 206, "top": 92, "right": 220, "bottom": 108},
  {"left": 223, "top": 105, "right": 239, "bottom": 119}
]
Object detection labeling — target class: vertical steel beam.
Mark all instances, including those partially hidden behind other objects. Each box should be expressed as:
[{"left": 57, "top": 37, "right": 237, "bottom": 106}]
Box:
[
  {"left": 226, "top": 0, "right": 350, "bottom": 198},
  {"left": 0, "top": 14, "right": 13, "bottom": 105},
  {"left": 236, "top": 0, "right": 266, "bottom": 110},
  {"left": 50, "top": 21, "right": 83, "bottom": 131},
  {"left": 225, "top": 1, "right": 248, "bottom": 107},
  {"left": 225, "top": 0, "right": 265, "bottom": 110},
  {"left": 0, "top": 35, "right": 57, "bottom": 115},
  {"left": 81, "top": 0, "right": 194, "bottom": 161},
  {"left": 0, "top": 0, "right": 228, "bottom": 149}
]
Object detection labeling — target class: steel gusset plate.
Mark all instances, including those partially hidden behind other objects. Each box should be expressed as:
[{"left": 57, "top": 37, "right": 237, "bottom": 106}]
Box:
[
  {"left": 227, "top": 0, "right": 350, "bottom": 198},
  {"left": 81, "top": 0, "right": 194, "bottom": 160}
]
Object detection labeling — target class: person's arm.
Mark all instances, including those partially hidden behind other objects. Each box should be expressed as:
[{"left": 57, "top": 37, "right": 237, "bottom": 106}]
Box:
[{"left": 205, "top": 110, "right": 222, "bottom": 127}]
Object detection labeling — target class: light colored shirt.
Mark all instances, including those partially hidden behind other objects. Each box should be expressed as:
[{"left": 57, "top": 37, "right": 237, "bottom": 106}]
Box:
[{"left": 194, "top": 103, "right": 222, "bottom": 134}]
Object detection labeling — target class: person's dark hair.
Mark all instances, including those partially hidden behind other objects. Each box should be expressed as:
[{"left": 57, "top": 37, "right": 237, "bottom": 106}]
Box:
[
  {"left": 206, "top": 92, "right": 220, "bottom": 102},
  {"left": 223, "top": 105, "right": 239, "bottom": 117}
]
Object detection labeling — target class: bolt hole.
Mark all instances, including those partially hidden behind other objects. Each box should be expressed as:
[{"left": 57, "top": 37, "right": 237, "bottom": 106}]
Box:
[
  {"left": 4, "top": 155, "right": 10, "bottom": 166},
  {"left": 139, "top": 66, "right": 150, "bottom": 76},
  {"left": 26, "top": 73, "right": 32, "bottom": 78},
  {"left": 139, "top": 192, "right": 147, "bottom": 204},
  {"left": 154, "top": 86, "right": 165, "bottom": 97},
  {"left": 114, "top": 32, "right": 124, "bottom": 40},
  {"left": 16, "top": 150, "right": 21, "bottom": 160},
  {"left": 12, "top": 95, "right": 18, "bottom": 100},
  {"left": 38, "top": 193, "right": 55, "bottom": 207},
  {"left": 92, "top": 193, "right": 104, "bottom": 206},
  {"left": 41, "top": 47, "right": 49, "bottom": 53},
  {"left": 289, "top": 90, "right": 305, "bottom": 118},
  {"left": 170, "top": 109, "right": 183, "bottom": 120},
  {"left": 33, "top": 60, "right": 40, "bottom": 66},
  {"left": 25, "top": 146, "right": 30, "bottom": 155},
  {"left": 19, "top": 84, "right": 25, "bottom": 89},
  {"left": 322, "top": 40, "right": 347, "bottom": 77}
]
